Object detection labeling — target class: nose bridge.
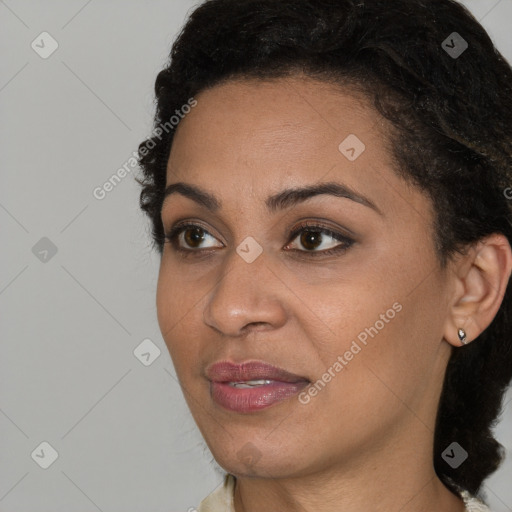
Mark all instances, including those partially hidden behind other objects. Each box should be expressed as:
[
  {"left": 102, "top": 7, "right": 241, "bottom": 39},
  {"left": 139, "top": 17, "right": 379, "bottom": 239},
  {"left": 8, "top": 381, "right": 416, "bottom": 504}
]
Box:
[{"left": 202, "top": 243, "right": 287, "bottom": 336}]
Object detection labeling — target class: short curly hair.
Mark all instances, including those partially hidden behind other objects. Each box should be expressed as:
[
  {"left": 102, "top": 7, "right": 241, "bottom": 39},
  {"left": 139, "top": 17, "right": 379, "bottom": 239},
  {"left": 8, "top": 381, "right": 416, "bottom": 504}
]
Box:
[{"left": 136, "top": 0, "right": 512, "bottom": 499}]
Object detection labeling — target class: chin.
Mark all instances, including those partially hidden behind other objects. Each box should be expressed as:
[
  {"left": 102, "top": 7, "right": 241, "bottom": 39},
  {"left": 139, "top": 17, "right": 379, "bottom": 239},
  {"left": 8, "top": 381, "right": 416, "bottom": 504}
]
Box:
[{"left": 208, "top": 438, "right": 315, "bottom": 480}]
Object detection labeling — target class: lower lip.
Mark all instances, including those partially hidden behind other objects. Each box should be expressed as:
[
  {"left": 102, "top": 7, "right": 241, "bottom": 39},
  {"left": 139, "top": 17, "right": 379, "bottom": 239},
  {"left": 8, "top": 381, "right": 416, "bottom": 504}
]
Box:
[{"left": 210, "top": 380, "right": 309, "bottom": 413}]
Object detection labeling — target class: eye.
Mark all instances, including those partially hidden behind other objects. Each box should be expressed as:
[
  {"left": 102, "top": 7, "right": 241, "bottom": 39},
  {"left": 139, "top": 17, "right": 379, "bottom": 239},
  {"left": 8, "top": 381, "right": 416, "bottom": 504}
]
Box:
[
  {"left": 284, "top": 221, "right": 354, "bottom": 257},
  {"left": 164, "top": 220, "right": 354, "bottom": 258},
  {"left": 164, "top": 222, "right": 222, "bottom": 254}
]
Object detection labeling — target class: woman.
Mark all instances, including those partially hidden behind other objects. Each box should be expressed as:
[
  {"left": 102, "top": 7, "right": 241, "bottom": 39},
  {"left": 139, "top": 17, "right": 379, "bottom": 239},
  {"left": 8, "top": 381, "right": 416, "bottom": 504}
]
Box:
[{"left": 136, "top": 0, "right": 512, "bottom": 510}]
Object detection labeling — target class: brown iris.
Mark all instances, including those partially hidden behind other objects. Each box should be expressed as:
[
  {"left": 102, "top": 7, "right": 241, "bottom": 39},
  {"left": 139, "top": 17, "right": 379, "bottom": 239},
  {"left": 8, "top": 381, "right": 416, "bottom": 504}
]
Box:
[
  {"left": 300, "top": 230, "right": 323, "bottom": 251},
  {"left": 184, "top": 227, "right": 206, "bottom": 248}
]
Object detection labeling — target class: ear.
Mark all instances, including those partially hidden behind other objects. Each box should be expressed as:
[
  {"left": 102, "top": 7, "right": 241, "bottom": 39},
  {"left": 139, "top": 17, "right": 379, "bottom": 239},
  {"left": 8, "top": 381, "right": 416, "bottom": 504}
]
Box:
[{"left": 443, "top": 233, "right": 512, "bottom": 347}]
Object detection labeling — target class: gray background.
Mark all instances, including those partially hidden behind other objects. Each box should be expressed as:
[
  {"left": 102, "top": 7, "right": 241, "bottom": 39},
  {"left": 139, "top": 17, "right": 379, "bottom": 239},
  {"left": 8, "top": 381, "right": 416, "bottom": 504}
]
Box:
[{"left": 0, "top": 1, "right": 511, "bottom": 511}]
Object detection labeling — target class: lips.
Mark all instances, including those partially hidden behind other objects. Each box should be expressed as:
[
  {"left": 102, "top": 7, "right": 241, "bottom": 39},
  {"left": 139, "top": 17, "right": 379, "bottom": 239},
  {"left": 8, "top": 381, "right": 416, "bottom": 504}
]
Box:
[
  {"left": 205, "top": 360, "right": 309, "bottom": 384},
  {"left": 205, "top": 360, "right": 310, "bottom": 413}
]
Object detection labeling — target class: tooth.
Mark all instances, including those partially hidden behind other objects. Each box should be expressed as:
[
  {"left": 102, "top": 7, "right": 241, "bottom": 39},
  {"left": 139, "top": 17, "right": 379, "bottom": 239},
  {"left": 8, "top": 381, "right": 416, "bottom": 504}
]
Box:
[{"left": 228, "top": 379, "right": 272, "bottom": 388}]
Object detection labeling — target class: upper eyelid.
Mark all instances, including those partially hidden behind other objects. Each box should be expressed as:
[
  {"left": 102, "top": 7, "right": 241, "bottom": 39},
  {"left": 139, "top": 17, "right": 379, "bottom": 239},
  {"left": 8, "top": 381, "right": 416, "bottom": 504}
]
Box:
[{"left": 166, "top": 221, "right": 353, "bottom": 247}]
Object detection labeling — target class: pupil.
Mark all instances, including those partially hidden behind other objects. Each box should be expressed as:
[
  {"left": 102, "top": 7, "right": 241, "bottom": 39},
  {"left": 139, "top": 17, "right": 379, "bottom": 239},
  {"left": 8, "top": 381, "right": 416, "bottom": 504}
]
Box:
[
  {"left": 301, "top": 230, "right": 321, "bottom": 250},
  {"left": 185, "top": 227, "right": 205, "bottom": 247}
]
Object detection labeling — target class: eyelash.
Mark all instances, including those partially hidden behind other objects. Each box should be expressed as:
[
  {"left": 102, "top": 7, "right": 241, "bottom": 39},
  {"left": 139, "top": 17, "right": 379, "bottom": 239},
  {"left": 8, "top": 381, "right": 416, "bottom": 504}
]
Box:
[{"left": 164, "top": 221, "right": 355, "bottom": 259}]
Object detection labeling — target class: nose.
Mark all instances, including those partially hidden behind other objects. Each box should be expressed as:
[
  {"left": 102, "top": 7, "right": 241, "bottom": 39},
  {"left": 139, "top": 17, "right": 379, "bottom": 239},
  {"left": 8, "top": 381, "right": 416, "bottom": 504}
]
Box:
[{"left": 202, "top": 247, "right": 288, "bottom": 337}]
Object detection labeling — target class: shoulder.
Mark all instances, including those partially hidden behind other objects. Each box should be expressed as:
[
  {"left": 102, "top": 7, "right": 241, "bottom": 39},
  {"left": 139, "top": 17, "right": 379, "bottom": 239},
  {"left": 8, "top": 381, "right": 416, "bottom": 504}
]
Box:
[
  {"left": 194, "top": 475, "right": 494, "bottom": 512},
  {"left": 460, "top": 489, "right": 493, "bottom": 512},
  {"left": 197, "top": 473, "right": 236, "bottom": 512}
]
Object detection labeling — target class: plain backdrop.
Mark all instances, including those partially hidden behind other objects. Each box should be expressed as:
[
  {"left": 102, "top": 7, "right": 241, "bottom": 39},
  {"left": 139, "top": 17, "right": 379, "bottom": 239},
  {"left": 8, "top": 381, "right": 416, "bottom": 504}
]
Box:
[{"left": 1, "top": 1, "right": 511, "bottom": 511}]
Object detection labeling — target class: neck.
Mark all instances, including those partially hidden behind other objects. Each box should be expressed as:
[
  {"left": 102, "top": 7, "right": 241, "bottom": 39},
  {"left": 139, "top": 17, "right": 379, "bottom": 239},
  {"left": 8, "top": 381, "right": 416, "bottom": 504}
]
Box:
[{"left": 232, "top": 419, "right": 466, "bottom": 512}]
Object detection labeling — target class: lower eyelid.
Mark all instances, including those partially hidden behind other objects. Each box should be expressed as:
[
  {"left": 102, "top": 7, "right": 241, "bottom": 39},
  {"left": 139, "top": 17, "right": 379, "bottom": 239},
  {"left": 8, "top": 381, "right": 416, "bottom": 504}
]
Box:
[{"left": 284, "top": 235, "right": 354, "bottom": 257}]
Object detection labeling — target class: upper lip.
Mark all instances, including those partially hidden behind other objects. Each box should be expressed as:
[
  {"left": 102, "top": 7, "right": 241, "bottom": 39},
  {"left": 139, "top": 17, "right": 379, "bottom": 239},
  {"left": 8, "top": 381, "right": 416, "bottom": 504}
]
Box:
[{"left": 206, "top": 360, "right": 310, "bottom": 383}]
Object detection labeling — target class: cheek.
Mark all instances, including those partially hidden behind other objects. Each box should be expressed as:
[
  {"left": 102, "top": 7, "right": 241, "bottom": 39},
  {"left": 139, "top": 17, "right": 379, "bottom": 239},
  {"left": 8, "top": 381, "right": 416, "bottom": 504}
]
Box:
[
  {"left": 156, "top": 264, "right": 176, "bottom": 346},
  {"left": 156, "top": 261, "right": 205, "bottom": 372},
  {"left": 319, "top": 281, "right": 445, "bottom": 422},
  {"left": 302, "top": 253, "right": 444, "bottom": 412},
  {"left": 296, "top": 303, "right": 425, "bottom": 451}
]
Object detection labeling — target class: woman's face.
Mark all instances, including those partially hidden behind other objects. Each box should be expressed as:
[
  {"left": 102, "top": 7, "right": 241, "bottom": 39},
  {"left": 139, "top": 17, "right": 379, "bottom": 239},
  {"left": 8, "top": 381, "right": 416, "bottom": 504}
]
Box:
[{"left": 157, "top": 76, "right": 455, "bottom": 478}]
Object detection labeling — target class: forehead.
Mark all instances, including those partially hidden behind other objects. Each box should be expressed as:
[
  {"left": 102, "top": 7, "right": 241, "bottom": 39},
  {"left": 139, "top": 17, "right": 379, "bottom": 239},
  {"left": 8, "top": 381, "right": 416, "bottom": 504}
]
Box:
[
  {"left": 168, "top": 77, "right": 385, "bottom": 186},
  {"left": 173, "top": 77, "right": 376, "bottom": 146},
  {"left": 164, "top": 76, "right": 430, "bottom": 224}
]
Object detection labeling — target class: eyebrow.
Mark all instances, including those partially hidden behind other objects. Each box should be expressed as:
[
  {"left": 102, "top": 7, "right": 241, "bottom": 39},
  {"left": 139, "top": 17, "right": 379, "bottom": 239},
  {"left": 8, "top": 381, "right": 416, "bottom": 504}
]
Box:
[{"left": 161, "top": 181, "right": 382, "bottom": 216}]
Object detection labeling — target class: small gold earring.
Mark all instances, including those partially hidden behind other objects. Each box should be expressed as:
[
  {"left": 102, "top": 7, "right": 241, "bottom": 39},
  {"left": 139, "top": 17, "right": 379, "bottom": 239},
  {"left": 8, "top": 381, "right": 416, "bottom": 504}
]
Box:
[{"left": 457, "top": 328, "right": 468, "bottom": 345}]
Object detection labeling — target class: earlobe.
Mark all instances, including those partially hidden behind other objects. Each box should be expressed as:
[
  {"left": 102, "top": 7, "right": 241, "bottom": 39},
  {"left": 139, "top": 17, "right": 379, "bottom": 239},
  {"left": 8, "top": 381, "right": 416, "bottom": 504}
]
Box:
[{"left": 443, "top": 233, "right": 512, "bottom": 349}]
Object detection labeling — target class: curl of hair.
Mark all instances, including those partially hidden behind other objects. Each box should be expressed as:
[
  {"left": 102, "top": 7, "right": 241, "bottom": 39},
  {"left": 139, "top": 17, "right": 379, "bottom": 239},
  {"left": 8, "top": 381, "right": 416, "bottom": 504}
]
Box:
[{"left": 136, "top": 0, "right": 512, "bottom": 499}]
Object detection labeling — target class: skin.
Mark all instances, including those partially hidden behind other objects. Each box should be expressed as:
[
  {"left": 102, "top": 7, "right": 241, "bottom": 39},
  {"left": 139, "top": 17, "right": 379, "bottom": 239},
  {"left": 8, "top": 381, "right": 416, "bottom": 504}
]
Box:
[{"left": 156, "top": 75, "right": 512, "bottom": 512}]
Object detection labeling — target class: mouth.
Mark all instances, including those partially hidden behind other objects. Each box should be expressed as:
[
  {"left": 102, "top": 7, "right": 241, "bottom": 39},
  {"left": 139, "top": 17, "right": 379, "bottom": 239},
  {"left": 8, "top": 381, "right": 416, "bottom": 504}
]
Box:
[{"left": 205, "top": 360, "right": 311, "bottom": 413}]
